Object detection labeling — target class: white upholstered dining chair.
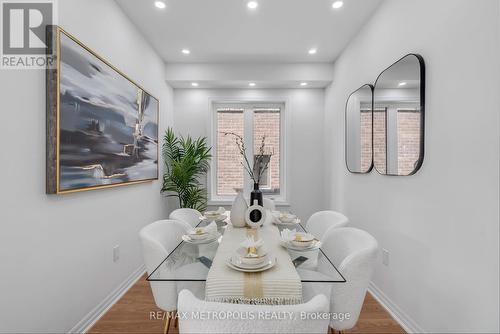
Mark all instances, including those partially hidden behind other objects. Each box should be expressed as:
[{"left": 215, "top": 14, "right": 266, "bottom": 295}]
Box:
[
  {"left": 263, "top": 198, "right": 276, "bottom": 211},
  {"left": 169, "top": 208, "right": 203, "bottom": 228},
  {"left": 140, "top": 219, "right": 205, "bottom": 333},
  {"left": 302, "top": 227, "right": 378, "bottom": 332},
  {"left": 177, "top": 289, "right": 330, "bottom": 333},
  {"left": 305, "top": 210, "right": 349, "bottom": 241}
]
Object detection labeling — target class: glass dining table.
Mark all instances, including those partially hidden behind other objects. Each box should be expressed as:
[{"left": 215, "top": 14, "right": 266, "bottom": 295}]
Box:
[{"left": 147, "top": 216, "right": 346, "bottom": 291}]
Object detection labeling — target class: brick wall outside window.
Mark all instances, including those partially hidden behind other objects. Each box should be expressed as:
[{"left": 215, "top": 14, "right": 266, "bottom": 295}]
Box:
[
  {"left": 216, "top": 111, "right": 244, "bottom": 196},
  {"left": 253, "top": 111, "right": 280, "bottom": 193}
]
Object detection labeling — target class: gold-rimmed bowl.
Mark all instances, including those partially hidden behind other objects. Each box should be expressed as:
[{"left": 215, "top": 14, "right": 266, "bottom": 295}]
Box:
[
  {"left": 188, "top": 228, "right": 209, "bottom": 240},
  {"left": 278, "top": 212, "right": 297, "bottom": 224},
  {"left": 236, "top": 247, "right": 268, "bottom": 266},
  {"left": 290, "top": 232, "right": 315, "bottom": 248}
]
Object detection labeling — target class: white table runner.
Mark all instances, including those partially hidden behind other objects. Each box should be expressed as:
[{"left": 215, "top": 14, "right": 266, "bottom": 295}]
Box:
[{"left": 205, "top": 223, "right": 302, "bottom": 305}]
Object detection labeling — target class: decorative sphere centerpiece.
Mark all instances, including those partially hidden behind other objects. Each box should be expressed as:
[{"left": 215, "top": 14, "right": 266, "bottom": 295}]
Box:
[{"left": 245, "top": 200, "right": 266, "bottom": 228}]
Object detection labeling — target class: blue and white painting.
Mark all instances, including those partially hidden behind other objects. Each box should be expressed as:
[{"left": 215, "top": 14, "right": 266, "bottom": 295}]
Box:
[{"left": 58, "top": 32, "right": 158, "bottom": 192}]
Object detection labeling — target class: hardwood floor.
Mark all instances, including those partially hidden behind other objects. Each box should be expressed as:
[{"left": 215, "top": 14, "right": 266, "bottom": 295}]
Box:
[{"left": 89, "top": 275, "right": 404, "bottom": 334}]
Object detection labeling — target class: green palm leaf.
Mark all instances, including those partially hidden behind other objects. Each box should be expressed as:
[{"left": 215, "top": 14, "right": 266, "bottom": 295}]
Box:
[{"left": 161, "top": 127, "right": 212, "bottom": 211}]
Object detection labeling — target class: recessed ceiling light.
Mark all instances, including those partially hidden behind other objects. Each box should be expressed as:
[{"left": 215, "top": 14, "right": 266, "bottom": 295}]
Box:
[
  {"left": 398, "top": 82, "right": 407, "bottom": 86},
  {"left": 191, "top": 82, "right": 199, "bottom": 87},
  {"left": 308, "top": 48, "right": 317, "bottom": 55},
  {"left": 247, "top": 1, "right": 258, "bottom": 9},
  {"left": 332, "top": 1, "right": 344, "bottom": 9},
  {"left": 249, "top": 82, "right": 256, "bottom": 87},
  {"left": 181, "top": 49, "right": 190, "bottom": 55},
  {"left": 154, "top": 1, "right": 166, "bottom": 9},
  {"left": 300, "top": 82, "right": 308, "bottom": 86}
]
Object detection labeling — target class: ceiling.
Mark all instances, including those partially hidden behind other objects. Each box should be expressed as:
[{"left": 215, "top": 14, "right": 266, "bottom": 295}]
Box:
[{"left": 116, "top": 0, "right": 383, "bottom": 64}]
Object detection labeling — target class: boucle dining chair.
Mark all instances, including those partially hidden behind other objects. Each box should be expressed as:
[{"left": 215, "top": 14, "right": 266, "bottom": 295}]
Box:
[
  {"left": 169, "top": 208, "right": 203, "bottom": 228},
  {"left": 177, "top": 289, "right": 330, "bottom": 333},
  {"left": 305, "top": 210, "right": 349, "bottom": 241},
  {"left": 263, "top": 198, "right": 276, "bottom": 211},
  {"left": 302, "top": 227, "right": 378, "bottom": 333},
  {"left": 140, "top": 219, "right": 205, "bottom": 334}
]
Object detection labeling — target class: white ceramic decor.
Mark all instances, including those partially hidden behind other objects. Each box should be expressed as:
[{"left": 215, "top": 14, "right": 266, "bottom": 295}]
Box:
[{"left": 230, "top": 190, "right": 248, "bottom": 227}]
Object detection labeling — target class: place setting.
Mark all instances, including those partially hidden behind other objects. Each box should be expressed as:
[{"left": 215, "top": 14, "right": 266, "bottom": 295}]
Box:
[
  {"left": 182, "top": 222, "right": 221, "bottom": 245},
  {"left": 271, "top": 211, "right": 301, "bottom": 227},
  {"left": 280, "top": 229, "right": 322, "bottom": 251},
  {"left": 226, "top": 236, "right": 276, "bottom": 273},
  {"left": 200, "top": 207, "right": 228, "bottom": 226}
]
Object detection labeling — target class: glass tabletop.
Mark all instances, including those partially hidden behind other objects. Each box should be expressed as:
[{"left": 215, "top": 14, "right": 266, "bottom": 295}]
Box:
[{"left": 147, "top": 218, "right": 346, "bottom": 284}]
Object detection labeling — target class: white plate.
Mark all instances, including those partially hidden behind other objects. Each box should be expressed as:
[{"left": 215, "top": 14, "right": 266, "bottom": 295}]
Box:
[
  {"left": 236, "top": 247, "right": 268, "bottom": 266},
  {"left": 182, "top": 232, "right": 221, "bottom": 245},
  {"left": 273, "top": 218, "right": 301, "bottom": 226},
  {"left": 281, "top": 239, "right": 322, "bottom": 251},
  {"left": 230, "top": 255, "right": 270, "bottom": 269},
  {"left": 226, "top": 257, "right": 276, "bottom": 272}
]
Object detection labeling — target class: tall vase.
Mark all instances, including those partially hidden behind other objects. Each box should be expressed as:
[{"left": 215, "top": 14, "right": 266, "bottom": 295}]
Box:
[
  {"left": 230, "top": 190, "right": 248, "bottom": 228},
  {"left": 249, "top": 183, "right": 263, "bottom": 222}
]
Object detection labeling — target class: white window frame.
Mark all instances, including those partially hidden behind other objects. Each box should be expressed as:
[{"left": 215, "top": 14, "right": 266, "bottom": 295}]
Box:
[{"left": 207, "top": 99, "right": 290, "bottom": 206}]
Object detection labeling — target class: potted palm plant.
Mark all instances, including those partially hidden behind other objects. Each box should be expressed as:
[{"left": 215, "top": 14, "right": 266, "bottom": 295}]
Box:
[{"left": 161, "top": 128, "right": 212, "bottom": 212}]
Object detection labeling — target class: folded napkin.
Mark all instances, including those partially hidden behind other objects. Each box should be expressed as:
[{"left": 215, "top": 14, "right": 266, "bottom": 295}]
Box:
[
  {"left": 280, "top": 228, "right": 298, "bottom": 242},
  {"left": 240, "top": 236, "right": 264, "bottom": 257},
  {"left": 190, "top": 221, "right": 218, "bottom": 235},
  {"left": 216, "top": 207, "right": 226, "bottom": 215}
]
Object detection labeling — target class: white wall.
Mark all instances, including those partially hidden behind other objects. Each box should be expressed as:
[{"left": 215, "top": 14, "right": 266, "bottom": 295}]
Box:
[
  {"left": 0, "top": 0, "right": 173, "bottom": 332},
  {"left": 324, "top": 0, "right": 500, "bottom": 332},
  {"left": 173, "top": 88, "right": 325, "bottom": 221}
]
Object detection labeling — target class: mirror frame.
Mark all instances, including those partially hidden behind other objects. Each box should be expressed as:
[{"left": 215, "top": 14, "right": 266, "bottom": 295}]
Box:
[
  {"left": 373, "top": 53, "right": 426, "bottom": 176},
  {"left": 345, "top": 84, "right": 374, "bottom": 174}
]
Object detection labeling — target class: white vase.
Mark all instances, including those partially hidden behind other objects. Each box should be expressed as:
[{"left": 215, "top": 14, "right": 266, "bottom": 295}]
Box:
[{"left": 231, "top": 190, "right": 248, "bottom": 228}]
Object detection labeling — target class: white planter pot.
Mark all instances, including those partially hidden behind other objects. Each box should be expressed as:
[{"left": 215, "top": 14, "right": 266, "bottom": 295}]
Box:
[{"left": 230, "top": 191, "right": 248, "bottom": 228}]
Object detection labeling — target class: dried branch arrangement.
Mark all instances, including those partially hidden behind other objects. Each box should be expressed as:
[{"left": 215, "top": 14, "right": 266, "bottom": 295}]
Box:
[{"left": 223, "top": 132, "right": 274, "bottom": 185}]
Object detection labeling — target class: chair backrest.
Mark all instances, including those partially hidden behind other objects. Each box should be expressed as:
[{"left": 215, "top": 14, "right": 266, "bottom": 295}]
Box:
[
  {"left": 178, "top": 289, "right": 330, "bottom": 333},
  {"left": 169, "top": 208, "right": 203, "bottom": 228},
  {"left": 139, "top": 219, "right": 188, "bottom": 311},
  {"left": 319, "top": 227, "right": 378, "bottom": 330},
  {"left": 305, "top": 210, "right": 349, "bottom": 241},
  {"left": 263, "top": 198, "right": 276, "bottom": 211}
]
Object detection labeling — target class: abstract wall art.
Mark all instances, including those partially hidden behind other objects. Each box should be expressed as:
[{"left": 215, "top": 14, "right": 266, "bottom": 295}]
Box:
[{"left": 46, "top": 26, "right": 159, "bottom": 194}]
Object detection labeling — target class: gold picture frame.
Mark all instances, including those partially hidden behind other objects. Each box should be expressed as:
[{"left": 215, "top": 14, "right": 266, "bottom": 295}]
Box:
[{"left": 46, "top": 26, "right": 159, "bottom": 194}]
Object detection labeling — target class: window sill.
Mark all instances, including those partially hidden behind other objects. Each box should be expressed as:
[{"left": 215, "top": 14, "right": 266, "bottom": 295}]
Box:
[{"left": 207, "top": 200, "right": 290, "bottom": 207}]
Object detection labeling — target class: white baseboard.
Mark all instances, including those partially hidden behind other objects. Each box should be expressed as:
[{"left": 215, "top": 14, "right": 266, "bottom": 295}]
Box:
[
  {"left": 368, "top": 281, "right": 424, "bottom": 334},
  {"left": 69, "top": 265, "right": 146, "bottom": 334}
]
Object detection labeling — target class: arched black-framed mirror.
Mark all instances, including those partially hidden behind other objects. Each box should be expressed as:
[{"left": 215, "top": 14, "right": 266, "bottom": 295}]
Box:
[
  {"left": 345, "top": 84, "right": 374, "bottom": 174},
  {"left": 373, "top": 54, "right": 425, "bottom": 176}
]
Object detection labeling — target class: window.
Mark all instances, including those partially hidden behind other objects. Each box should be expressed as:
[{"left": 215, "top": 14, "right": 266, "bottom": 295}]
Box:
[{"left": 210, "top": 102, "right": 286, "bottom": 203}]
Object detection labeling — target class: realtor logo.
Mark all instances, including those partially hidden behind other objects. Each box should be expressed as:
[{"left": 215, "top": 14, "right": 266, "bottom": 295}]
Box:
[{"left": 1, "top": 0, "right": 56, "bottom": 69}]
